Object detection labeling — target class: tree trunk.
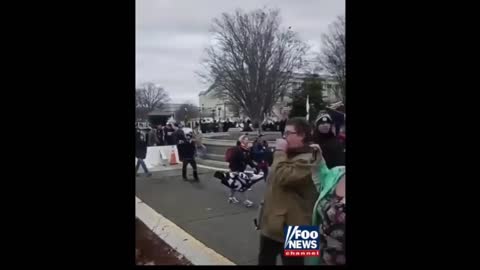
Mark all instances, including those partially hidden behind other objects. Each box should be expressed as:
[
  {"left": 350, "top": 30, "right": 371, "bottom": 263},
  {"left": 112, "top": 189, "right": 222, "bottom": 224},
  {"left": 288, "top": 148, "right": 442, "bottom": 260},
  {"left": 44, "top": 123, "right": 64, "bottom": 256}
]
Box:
[{"left": 253, "top": 118, "right": 263, "bottom": 135}]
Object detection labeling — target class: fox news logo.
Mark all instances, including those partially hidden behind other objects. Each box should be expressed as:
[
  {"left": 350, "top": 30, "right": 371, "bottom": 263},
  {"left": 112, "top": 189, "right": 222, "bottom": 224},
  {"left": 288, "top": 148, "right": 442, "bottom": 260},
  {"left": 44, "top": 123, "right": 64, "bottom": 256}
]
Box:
[{"left": 284, "top": 225, "right": 320, "bottom": 257}]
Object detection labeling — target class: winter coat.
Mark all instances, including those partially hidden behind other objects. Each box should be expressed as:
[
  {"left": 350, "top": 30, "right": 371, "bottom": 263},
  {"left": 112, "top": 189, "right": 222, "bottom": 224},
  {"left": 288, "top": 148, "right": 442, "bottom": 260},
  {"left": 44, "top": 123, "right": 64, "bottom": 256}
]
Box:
[
  {"left": 147, "top": 129, "right": 158, "bottom": 146},
  {"left": 135, "top": 131, "right": 148, "bottom": 159},
  {"left": 172, "top": 129, "right": 185, "bottom": 145},
  {"left": 279, "top": 120, "right": 286, "bottom": 134},
  {"left": 224, "top": 122, "right": 232, "bottom": 132},
  {"left": 164, "top": 127, "right": 175, "bottom": 145},
  {"left": 193, "top": 131, "right": 203, "bottom": 146},
  {"left": 177, "top": 140, "right": 196, "bottom": 161},
  {"left": 156, "top": 128, "right": 165, "bottom": 145},
  {"left": 315, "top": 134, "right": 345, "bottom": 168},
  {"left": 313, "top": 115, "right": 345, "bottom": 169},
  {"left": 229, "top": 146, "right": 257, "bottom": 172},
  {"left": 251, "top": 142, "right": 267, "bottom": 162},
  {"left": 259, "top": 148, "right": 319, "bottom": 243},
  {"left": 305, "top": 162, "right": 346, "bottom": 265},
  {"left": 243, "top": 125, "right": 253, "bottom": 132}
]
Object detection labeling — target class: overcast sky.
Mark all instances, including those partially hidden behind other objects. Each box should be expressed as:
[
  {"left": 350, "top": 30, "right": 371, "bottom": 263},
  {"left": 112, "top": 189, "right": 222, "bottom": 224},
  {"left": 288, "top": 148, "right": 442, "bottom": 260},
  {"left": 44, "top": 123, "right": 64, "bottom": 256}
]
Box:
[{"left": 136, "top": 0, "right": 345, "bottom": 105}]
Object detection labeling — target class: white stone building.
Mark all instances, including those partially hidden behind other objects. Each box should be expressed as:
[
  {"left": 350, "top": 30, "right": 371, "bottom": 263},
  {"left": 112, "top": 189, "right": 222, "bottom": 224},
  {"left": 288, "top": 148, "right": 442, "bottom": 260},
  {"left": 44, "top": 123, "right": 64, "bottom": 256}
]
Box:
[
  {"left": 198, "top": 73, "right": 342, "bottom": 122},
  {"left": 198, "top": 85, "right": 237, "bottom": 122}
]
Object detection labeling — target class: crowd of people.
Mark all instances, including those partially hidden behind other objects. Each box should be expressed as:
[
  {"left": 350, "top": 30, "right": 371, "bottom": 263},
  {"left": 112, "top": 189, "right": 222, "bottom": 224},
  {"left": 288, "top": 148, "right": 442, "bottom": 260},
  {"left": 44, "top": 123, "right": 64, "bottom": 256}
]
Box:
[
  {"left": 215, "top": 113, "right": 345, "bottom": 265},
  {"left": 204, "top": 113, "right": 345, "bottom": 265},
  {"left": 140, "top": 123, "right": 185, "bottom": 147},
  {"left": 135, "top": 122, "right": 206, "bottom": 180},
  {"left": 195, "top": 118, "right": 288, "bottom": 134},
  {"left": 135, "top": 112, "right": 346, "bottom": 265},
  {"left": 257, "top": 114, "right": 345, "bottom": 265}
]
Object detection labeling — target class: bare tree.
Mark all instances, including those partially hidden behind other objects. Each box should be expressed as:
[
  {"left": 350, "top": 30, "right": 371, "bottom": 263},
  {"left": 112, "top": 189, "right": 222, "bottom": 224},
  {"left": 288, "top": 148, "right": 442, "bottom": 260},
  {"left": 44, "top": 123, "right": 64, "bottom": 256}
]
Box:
[
  {"left": 198, "top": 8, "right": 308, "bottom": 130},
  {"left": 135, "top": 82, "right": 170, "bottom": 121},
  {"left": 318, "top": 15, "right": 345, "bottom": 104},
  {"left": 226, "top": 101, "right": 241, "bottom": 117},
  {"left": 175, "top": 103, "right": 200, "bottom": 123}
]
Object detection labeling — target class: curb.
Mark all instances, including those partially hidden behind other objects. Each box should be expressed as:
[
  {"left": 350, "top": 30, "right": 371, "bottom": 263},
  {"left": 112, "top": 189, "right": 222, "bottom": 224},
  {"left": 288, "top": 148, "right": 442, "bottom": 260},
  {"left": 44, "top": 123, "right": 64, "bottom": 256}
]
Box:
[{"left": 135, "top": 196, "right": 236, "bottom": 265}]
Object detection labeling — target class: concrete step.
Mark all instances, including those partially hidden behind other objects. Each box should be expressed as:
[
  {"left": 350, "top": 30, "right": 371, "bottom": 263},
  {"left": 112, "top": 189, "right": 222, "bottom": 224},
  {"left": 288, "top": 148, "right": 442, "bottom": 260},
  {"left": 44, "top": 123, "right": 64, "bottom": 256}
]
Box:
[
  {"left": 204, "top": 142, "right": 276, "bottom": 156},
  {"left": 202, "top": 131, "right": 282, "bottom": 142},
  {"left": 204, "top": 144, "right": 230, "bottom": 156},
  {"left": 196, "top": 158, "right": 230, "bottom": 170},
  {"left": 204, "top": 153, "right": 225, "bottom": 162}
]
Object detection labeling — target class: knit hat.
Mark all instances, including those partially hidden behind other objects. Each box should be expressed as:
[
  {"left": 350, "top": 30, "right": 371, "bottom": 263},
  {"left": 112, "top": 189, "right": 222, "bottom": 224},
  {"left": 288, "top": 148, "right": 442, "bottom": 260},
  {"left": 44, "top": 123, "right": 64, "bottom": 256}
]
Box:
[
  {"left": 315, "top": 113, "right": 333, "bottom": 125},
  {"left": 238, "top": 134, "right": 248, "bottom": 142}
]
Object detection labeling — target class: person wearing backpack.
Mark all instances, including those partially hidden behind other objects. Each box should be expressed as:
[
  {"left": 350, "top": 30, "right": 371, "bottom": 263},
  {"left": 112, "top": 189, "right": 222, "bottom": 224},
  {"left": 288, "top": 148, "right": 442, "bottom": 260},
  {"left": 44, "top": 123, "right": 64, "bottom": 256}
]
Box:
[
  {"left": 251, "top": 137, "right": 270, "bottom": 181},
  {"left": 306, "top": 144, "right": 346, "bottom": 265},
  {"left": 225, "top": 135, "right": 257, "bottom": 205}
]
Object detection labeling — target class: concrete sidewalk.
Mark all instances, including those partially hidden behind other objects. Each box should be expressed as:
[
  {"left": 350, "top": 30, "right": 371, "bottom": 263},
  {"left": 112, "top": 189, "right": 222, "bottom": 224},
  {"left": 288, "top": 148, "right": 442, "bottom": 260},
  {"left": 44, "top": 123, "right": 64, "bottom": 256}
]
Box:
[{"left": 135, "top": 166, "right": 267, "bottom": 265}]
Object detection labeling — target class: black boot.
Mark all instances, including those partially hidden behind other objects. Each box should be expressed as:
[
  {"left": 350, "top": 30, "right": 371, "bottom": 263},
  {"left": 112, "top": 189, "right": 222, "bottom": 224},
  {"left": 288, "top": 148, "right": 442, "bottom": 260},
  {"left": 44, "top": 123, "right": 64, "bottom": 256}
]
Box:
[
  {"left": 182, "top": 170, "right": 188, "bottom": 181},
  {"left": 193, "top": 170, "right": 199, "bottom": 181}
]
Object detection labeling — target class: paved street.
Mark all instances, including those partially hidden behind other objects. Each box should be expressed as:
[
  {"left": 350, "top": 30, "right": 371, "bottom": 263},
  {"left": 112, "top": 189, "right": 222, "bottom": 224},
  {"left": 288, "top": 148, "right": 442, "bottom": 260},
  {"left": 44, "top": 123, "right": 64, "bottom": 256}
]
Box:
[{"left": 135, "top": 166, "right": 268, "bottom": 265}]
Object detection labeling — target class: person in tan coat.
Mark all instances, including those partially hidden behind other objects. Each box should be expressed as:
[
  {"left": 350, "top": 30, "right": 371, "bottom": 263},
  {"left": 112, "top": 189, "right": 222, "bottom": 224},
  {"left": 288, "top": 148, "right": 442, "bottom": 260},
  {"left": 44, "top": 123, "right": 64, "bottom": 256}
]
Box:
[
  {"left": 192, "top": 127, "right": 207, "bottom": 158},
  {"left": 257, "top": 117, "right": 319, "bottom": 265}
]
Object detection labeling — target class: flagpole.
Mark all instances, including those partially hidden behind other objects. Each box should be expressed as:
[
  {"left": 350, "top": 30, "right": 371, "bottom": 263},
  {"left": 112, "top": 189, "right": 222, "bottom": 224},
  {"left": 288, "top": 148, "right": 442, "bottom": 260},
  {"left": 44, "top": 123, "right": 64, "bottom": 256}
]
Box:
[{"left": 306, "top": 95, "right": 310, "bottom": 121}]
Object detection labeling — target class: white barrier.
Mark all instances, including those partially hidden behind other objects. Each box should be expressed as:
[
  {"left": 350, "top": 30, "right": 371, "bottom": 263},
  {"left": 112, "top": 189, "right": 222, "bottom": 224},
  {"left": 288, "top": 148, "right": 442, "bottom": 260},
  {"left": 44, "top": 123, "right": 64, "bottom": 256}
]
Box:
[{"left": 135, "top": 145, "right": 179, "bottom": 169}]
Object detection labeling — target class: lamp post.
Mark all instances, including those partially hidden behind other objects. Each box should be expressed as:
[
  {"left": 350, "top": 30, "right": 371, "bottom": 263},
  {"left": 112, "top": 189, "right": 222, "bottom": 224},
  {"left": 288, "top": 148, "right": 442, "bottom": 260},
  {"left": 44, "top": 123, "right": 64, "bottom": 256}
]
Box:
[
  {"left": 224, "top": 103, "right": 227, "bottom": 120},
  {"left": 184, "top": 107, "right": 188, "bottom": 127}
]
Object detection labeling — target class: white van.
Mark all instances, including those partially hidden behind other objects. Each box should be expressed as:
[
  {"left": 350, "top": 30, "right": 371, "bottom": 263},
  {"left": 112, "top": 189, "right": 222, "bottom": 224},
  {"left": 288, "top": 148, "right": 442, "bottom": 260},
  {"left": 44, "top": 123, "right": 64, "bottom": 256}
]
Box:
[
  {"left": 201, "top": 117, "right": 214, "bottom": 123},
  {"left": 135, "top": 121, "right": 151, "bottom": 130}
]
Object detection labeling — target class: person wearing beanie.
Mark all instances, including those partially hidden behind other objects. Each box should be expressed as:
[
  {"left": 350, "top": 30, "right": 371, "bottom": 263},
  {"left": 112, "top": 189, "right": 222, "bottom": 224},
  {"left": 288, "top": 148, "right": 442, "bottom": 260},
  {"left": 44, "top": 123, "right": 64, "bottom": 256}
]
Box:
[
  {"left": 312, "top": 113, "right": 345, "bottom": 168},
  {"left": 177, "top": 132, "right": 199, "bottom": 181}
]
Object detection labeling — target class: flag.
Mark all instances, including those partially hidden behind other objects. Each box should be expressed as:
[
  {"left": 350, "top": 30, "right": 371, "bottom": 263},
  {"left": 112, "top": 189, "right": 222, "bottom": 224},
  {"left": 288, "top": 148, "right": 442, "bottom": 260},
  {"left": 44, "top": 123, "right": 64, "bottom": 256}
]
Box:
[{"left": 306, "top": 95, "right": 310, "bottom": 121}]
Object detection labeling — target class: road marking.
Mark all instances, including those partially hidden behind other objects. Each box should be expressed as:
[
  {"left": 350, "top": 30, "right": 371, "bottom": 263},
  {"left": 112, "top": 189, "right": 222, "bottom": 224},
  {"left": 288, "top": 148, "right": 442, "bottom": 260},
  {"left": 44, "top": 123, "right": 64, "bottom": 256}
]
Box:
[
  {"left": 197, "top": 164, "right": 229, "bottom": 172},
  {"left": 197, "top": 164, "right": 260, "bottom": 174},
  {"left": 135, "top": 196, "right": 236, "bottom": 265},
  {"left": 149, "top": 165, "right": 182, "bottom": 172}
]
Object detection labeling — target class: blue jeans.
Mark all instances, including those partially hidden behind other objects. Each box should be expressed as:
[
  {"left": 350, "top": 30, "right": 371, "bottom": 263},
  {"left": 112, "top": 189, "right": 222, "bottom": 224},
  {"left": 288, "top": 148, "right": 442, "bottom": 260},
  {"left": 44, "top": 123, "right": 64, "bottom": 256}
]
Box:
[{"left": 135, "top": 159, "right": 150, "bottom": 174}]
